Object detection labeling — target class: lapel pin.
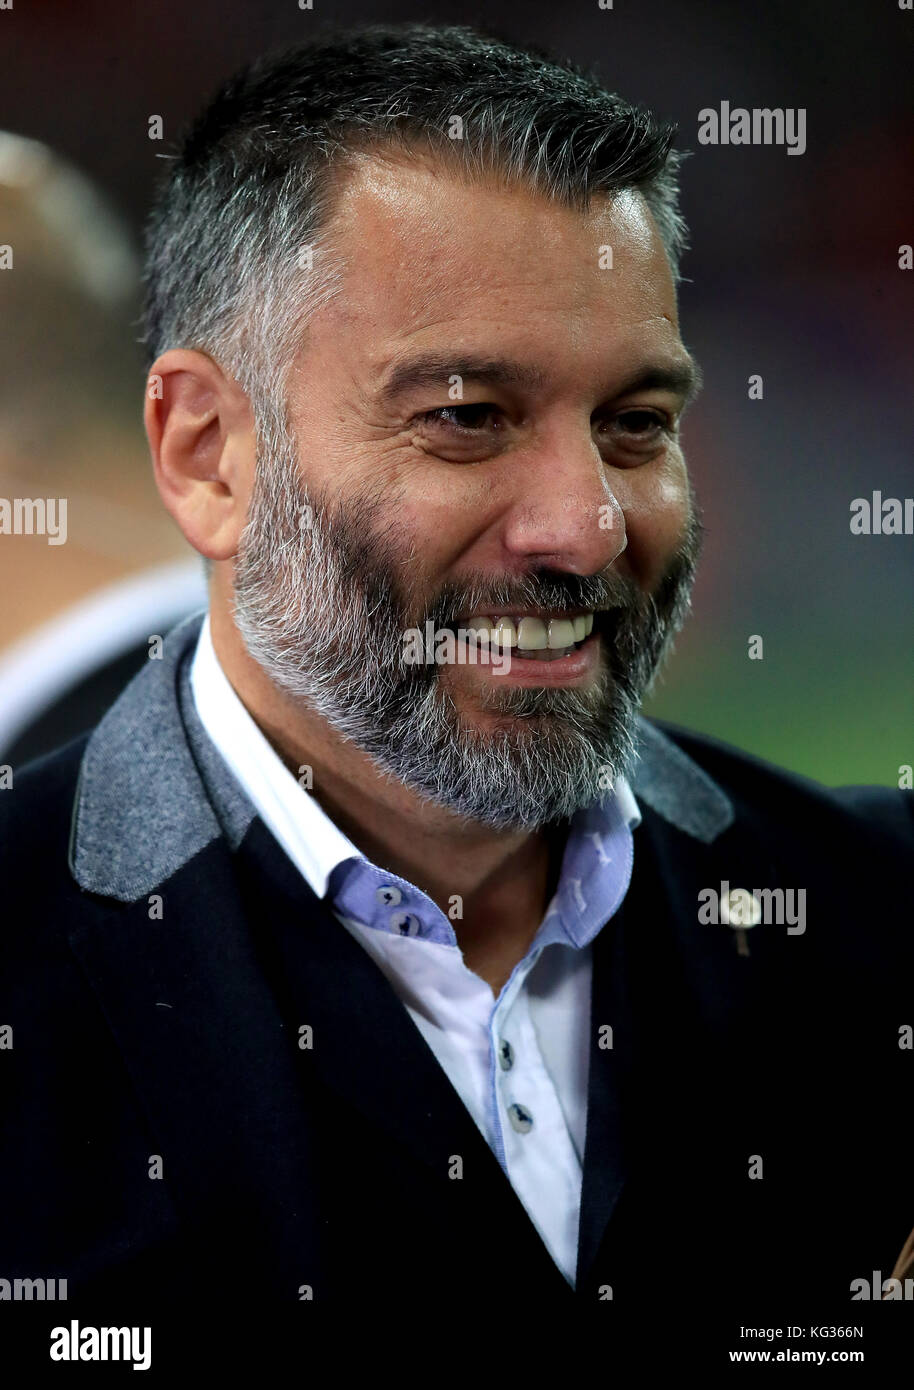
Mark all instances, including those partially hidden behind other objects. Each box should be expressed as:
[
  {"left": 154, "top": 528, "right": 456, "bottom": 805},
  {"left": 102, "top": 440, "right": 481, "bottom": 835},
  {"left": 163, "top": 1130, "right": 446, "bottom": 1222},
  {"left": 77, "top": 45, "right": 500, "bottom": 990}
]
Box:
[{"left": 721, "top": 887, "right": 762, "bottom": 956}]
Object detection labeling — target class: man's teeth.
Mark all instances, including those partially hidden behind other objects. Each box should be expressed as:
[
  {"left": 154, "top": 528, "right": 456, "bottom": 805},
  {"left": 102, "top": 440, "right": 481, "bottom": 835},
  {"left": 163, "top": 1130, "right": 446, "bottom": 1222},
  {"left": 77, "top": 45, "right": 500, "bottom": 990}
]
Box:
[{"left": 462, "top": 612, "right": 595, "bottom": 653}]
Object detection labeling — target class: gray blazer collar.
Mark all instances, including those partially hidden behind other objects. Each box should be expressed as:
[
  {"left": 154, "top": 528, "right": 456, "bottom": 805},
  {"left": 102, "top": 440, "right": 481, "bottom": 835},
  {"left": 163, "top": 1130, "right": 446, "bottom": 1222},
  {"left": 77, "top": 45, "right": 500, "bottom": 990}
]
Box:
[{"left": 69, "top": 611, "right": 733, "bottom": 903}]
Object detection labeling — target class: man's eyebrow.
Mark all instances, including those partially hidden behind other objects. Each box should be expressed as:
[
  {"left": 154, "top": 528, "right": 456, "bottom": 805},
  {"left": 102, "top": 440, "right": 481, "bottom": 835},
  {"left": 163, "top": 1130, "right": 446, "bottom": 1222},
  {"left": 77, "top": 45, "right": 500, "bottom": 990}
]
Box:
[
  {"left": 376, "top": 352, "right": 704, "bottom": 405},
  {"left": 613, "top": 357, "right": 704, "bottom": 406},
  {"left": 377, "top": 355, "right": 546, "bottom": 403}
]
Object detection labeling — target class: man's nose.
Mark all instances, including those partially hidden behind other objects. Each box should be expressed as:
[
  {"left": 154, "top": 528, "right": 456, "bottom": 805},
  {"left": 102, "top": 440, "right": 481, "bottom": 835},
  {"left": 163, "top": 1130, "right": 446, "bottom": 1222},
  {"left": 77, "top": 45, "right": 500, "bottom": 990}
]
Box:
[{"left": 498, "top": 427, "right": 627, "bottom": 574}]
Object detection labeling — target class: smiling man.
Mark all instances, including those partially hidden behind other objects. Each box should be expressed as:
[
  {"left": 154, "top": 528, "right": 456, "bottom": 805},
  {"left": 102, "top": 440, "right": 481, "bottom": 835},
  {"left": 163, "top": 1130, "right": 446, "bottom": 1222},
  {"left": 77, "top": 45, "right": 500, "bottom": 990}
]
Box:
[
  {"left": 151, "top": 145, "right": 702, "bottom": 998},
  {"left": 2, "top": 23, "right": 912, "bottom": 1339}
]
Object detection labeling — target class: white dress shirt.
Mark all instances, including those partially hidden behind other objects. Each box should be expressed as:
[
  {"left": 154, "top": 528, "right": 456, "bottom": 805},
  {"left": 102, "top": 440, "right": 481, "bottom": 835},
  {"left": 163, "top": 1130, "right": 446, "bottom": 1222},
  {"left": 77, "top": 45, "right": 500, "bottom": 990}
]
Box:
[{"left": 189, "top": 614, "right": 640, "bottom": 1286}]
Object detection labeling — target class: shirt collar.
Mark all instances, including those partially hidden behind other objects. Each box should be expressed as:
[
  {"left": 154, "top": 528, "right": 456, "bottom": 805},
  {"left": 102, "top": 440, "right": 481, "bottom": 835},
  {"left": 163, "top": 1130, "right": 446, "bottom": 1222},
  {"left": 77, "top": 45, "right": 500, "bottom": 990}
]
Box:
[{"left": 190, "top": 613, "right": 360, "bottom": 897}]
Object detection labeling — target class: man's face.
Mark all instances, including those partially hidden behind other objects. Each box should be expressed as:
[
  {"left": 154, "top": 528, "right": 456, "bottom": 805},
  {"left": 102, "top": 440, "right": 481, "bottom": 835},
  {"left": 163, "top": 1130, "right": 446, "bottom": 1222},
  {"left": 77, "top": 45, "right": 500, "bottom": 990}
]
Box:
[{"left": 233, "top": 154, "right": 702, "bottom": 828}]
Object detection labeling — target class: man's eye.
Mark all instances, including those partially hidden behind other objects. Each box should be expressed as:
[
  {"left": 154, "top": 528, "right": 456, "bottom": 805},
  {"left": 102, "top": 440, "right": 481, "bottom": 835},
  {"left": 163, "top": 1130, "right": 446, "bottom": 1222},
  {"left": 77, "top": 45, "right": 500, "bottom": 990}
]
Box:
[
  {"left": 620, "top": 409, "right": 665, "bottom": 432},
  {"left": 418, "top": 404, "right": 502, "bottom": 432},
  {"left": 595, "top": 409, "right": 670, "bottom": 451}
]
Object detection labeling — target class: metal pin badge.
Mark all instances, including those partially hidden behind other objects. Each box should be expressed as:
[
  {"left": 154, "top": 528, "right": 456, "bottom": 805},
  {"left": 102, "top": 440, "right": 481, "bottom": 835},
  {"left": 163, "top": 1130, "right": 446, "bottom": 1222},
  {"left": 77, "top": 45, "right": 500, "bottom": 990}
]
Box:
[{"left": 721, "top": 887, "right": 762, "bottom": 956}]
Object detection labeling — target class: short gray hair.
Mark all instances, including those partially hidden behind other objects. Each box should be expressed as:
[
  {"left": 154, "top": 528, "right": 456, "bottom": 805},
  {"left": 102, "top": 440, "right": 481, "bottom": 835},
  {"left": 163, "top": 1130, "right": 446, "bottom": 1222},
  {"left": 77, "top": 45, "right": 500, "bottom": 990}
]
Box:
[{"left": 142, "top": 23, "right": 689, "bottom": 428}]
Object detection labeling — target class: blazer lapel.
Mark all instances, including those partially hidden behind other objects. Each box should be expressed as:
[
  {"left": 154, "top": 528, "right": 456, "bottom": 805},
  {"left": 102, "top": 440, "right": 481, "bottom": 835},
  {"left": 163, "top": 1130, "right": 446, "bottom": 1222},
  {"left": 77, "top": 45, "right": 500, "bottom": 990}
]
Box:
[{"left": 576, "top": 791, "right": 776, "bottom": 1291}]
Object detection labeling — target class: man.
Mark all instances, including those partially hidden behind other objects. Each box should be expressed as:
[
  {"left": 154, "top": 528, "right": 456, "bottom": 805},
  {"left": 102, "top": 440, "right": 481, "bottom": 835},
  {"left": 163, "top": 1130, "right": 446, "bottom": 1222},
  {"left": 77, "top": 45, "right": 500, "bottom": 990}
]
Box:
[{"left": 1, "top": 24, "right": 912, "bottom": 1337}]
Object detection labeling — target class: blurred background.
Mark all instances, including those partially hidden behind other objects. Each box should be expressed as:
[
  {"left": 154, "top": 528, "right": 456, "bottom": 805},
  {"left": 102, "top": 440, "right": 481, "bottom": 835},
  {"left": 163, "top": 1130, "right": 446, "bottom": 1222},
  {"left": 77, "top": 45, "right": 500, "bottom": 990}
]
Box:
[{"left": 1, "top": 0, "right": 911, "bottom": 782}]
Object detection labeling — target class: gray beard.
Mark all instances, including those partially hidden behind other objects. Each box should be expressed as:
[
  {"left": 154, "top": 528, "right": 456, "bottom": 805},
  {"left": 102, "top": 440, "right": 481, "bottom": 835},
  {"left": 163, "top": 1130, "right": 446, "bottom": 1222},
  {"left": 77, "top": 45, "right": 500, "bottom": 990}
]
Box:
[{"left": 232, "top": 420, "right": 702, "bottom": 830}]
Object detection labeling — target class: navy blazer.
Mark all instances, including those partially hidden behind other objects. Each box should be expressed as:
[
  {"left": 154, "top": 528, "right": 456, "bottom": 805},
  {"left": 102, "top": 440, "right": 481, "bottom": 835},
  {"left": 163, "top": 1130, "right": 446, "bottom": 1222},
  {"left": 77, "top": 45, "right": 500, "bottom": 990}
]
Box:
[{"left": 1, "top": 614, "right": 912, "bottom": 1348}]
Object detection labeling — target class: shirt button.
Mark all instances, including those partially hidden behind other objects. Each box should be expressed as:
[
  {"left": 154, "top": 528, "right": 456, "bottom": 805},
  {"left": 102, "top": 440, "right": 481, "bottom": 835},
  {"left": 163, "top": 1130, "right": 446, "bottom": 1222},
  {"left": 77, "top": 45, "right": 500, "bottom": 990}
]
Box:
[
  {"left": 507, "top": 1103, "right": 534, "bottom": 1134},
  {"left": 389, "top": 911, "right": 421, "bottom": 937},
  {"left": 376, "top": 885, "right": 402, "bottom": 906},
  {"left": 498, "top": 1040, "right": 514, "bottom": 1071}
]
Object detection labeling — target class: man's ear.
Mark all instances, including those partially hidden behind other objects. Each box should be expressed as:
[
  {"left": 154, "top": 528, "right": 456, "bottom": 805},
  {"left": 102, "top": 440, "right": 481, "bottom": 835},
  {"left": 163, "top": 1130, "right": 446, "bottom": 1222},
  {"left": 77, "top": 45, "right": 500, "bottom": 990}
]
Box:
[{"left": 144, "top": 348, "right": 257, "bottom": 561}]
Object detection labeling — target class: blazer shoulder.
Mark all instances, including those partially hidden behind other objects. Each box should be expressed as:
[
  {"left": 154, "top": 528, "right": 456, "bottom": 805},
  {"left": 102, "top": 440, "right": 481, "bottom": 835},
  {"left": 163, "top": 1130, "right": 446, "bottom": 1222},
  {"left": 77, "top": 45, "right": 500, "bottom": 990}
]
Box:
[{"left": 646, "top": 717, "right": 914, "bottom": 851}]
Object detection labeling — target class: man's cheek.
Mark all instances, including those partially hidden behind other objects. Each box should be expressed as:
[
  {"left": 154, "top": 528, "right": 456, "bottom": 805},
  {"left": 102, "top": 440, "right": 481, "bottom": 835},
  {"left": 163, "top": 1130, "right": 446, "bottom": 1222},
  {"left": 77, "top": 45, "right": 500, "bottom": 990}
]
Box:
[
  {"left": 386, "top": 509, "right": 471, "bottom": 598},
  {"left": 622, "top": 466, "right": 691, "bottom": 587},
  {"left": 311, "top": 436, "right": 417, "bottom": 498}
]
